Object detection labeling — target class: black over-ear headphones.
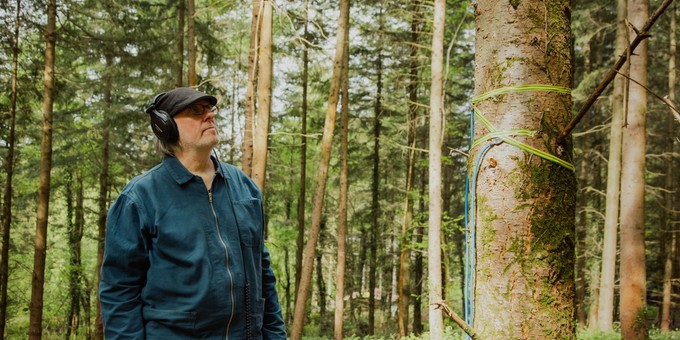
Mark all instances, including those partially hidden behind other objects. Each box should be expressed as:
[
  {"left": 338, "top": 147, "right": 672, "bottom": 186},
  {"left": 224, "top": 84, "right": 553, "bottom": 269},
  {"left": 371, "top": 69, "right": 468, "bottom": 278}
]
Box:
[{"left": 145, "top": 92, "right": 179, "bottom": 143}]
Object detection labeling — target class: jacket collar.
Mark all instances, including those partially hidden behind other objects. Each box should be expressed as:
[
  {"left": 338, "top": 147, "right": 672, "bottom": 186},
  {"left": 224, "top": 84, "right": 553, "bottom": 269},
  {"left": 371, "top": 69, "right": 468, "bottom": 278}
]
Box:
[{"left": 162, "top": 155, "right": 229, "bottom": 185}]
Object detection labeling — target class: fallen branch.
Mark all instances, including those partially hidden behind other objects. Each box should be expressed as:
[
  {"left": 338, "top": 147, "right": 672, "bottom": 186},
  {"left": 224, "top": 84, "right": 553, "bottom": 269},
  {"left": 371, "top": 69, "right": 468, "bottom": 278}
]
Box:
[
  {"left": 557, "top": 0, "right": 675, "bottom": 144},
  {"left": 432, "top": 301, "right": 479, "bottom": 339}
]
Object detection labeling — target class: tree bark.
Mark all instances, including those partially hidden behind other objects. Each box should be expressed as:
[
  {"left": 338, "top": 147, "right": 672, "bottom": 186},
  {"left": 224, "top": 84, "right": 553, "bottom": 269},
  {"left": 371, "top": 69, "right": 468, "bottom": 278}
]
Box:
[
  {"left": 619, "top": 0, "right": 648, "bottom": 338},
  {"left": 473, "top": 0, "right": 575, "bottom": 338},
  {"left": 334, "top": 24, "right": 349, "bottom": 340},
  {"left": 175, "top": 0, "right": 185, "bottom": 88},
  {"left": 290, "top": 0, "right": 349, "bottom": 338},
  {"left": 427, "top": 0, "right": 446, "bottom": 338},
  {"left": 295, "top": 0, "right": 310, "bottom": 305},
  {"left": 187, "top": 0, "right": 196, "bottom": 86},
  {"left": 597, "top": 0, "right": 627, "bottom": 331},
  {"left": 660, "top": 3, "right": 676, "bottom": 332},
  {"left": 28, "top": 0, "right": 57, "bottom": 337},
  {"left": 242, "top": 0, "right": 263, "bottom": 176},
  {"left": 0, "top": 1, "right": 20, "bottom": 337},
  {"left": 251, "top": 0, "right": 273, "bottom": 193}
]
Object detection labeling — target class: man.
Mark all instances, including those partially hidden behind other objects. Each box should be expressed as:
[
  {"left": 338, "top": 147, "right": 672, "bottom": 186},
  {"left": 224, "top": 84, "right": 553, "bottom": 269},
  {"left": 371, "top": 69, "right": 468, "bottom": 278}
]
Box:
[{"left": 99, "top": 87, "right": 287, "bottom": 339}]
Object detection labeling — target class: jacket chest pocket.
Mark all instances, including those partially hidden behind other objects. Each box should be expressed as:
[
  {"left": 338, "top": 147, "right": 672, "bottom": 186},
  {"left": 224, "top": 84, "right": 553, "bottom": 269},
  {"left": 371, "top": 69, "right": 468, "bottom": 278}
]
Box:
[{"left": 233, "top": 198, "right": 263, "bottom": 247}]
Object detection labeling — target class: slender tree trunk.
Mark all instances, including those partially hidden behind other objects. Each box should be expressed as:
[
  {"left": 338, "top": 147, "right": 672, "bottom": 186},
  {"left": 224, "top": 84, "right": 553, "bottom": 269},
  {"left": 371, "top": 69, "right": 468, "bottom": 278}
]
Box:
[
  {"left": 316, "top": 222, "right": 326, "bottom": 333},
  {"left": 295, "top": 0, "right": 310, "bottom": 304},
  {"left": 473, "top": 0, "right": 575, "bottom": 338},
  {"left": 597, "top": 0, "right": 627, "bottom": 331},
  {"left": 187, "top": 0, "right": 196, "bottom": 86},
  {"left": 67, "top": 172, "right": 84, "bottom": 339},
  {"left": 397, "top": 1, "right": 420, "bottom": 329},
  {"left": 175, "top": 0, "right": 185, "bottom": 88},
  {"left": 368, "top": 26, "right": 383, "bottom": 336},
  {"left": 28, "top": 0, "right": 57, "bottom": 337},
  {"left": 0, "top": 1, "right": 20, "bottom": 337},
  {"left": 412, "top": 175, "right": 426, "bottom": 335},
  {"left": 619, "top": 0, "right": 648, "bottom": 338},
  {"left": 576, "top": 155, "right": 588, "bottom": 327},
  {"left": 334, "top": 26, "right": 350, "bottom": 340},
  {"left": 242, "top": 0, "right": 263, "bottom": 176},
  {"left": 290, "top": 1, "right": 349, "bottom": 338},
  {"left": 427, "top": 1, "right": 445, "bottom": 338},
  {"left": 251, "top": 0, "right": 273, "bottom": 192},
  {"left": 660, "top": 3, "right": 676, "bottom": 332},
  {"left": 94, "top": 54, "right": 113, "bottom": 340}
]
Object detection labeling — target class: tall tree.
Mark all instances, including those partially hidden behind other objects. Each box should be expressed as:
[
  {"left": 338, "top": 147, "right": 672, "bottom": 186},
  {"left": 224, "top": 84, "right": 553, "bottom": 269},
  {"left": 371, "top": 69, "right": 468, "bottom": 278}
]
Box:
[
  {"left": 295, "top": 0, "right": 310, "bottom": 303},
  {"left": 660, "top": 2, "right": 676, "bottom": 332},
  {"left": 242, "top": 0, "right": 263, "bottom": 176},
  {"left": 597, "top": 0, "right": 627, "bottom": 331},
  {"left": 290, "top": 0, "right": 349, "bottom": 337},
  {"left": 0, "top": 0, "right": 21, "bottom": 337},
  {"left": 187, "top": 0, "right": 196, "bottom": 86},
  {"left": 472, "top": 0, "right": 575, "bottom": 338},
  {"left": 398, "top": 1, "right": 421, "bottom": 335},
  {"left": 427, "top": 0, "right": 445, "bottom": 338},
  {"left": 251, "top": 0, "right": 273, "bottom": 192},
  {"left": 28, "top": 0, "right": 57, "bottom": 337},
  {"left": 333, "top": 24, "right": 350, "bottom": 340},
  {"left": 368, "top": 9, "right": 383, "bottom": 333},
  {"left": 176, "top": 0, "right": 185, "bottom": 87},
  {"left": 94, "top": 53, "right": 113, "bottom": 340},
  {"left": 619, "top": 0, "right": 648, "bottom": 338}
]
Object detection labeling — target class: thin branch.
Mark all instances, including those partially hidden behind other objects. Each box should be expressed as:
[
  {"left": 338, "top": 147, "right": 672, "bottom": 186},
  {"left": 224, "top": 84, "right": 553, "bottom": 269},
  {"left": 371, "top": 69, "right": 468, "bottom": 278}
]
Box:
[
  {"left": 557, "top": 0, "right": 675, "bottom": 144},
  {"left": 614, "top": 70, "right": 680, "bottom": 122}
]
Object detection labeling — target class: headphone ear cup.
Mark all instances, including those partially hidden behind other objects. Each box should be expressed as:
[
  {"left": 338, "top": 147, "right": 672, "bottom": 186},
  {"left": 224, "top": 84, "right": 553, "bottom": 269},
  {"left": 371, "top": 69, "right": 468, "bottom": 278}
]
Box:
[{"left": 149, "top": 109, "right": 179, "bottom": 143}]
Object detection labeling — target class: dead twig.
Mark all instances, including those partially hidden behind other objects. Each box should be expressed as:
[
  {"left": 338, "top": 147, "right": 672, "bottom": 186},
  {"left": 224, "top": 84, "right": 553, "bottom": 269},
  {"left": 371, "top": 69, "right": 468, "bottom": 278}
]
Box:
[
  {"left": 614, "top": 70, "right": 680, "bottom": 124},
  {"left": 432, "top": 301, "right": 479, "bottom": 339}
]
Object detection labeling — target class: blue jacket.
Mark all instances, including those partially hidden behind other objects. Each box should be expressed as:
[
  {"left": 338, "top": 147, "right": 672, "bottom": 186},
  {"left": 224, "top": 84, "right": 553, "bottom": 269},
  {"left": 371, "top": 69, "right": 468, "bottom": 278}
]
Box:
[{"left": 99, "top": 156, "right": 287, "bottom": 339}]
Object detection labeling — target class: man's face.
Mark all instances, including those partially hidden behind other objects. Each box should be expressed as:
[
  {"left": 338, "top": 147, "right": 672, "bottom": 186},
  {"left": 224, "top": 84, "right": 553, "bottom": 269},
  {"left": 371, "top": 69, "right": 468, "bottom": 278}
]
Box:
[{"left": 174, "top": 99, "right": 219, "bottom": 152}]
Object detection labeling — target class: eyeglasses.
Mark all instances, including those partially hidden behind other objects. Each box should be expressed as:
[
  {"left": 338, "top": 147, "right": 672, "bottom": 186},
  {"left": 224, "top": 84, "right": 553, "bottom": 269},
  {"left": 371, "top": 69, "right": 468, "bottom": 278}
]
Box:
[{"left": 188, "top": 103, "right": 218, "bottom": 115}]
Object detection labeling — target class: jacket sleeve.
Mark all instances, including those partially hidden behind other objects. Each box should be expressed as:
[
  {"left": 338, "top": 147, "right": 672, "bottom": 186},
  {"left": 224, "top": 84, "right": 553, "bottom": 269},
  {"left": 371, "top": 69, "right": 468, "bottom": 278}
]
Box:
[
  {"left": 261, "top": 244, "right": 287, "bottom": 339},
  {"left": 98, "top": 193, "right": 149, "bottom": 339}
]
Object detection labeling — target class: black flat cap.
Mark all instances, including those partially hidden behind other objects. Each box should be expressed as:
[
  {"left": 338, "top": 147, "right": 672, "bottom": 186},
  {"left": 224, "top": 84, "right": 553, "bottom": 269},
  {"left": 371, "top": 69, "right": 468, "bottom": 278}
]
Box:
[{"left": 152, "top": 87, "right": 217, "bottom": 117}]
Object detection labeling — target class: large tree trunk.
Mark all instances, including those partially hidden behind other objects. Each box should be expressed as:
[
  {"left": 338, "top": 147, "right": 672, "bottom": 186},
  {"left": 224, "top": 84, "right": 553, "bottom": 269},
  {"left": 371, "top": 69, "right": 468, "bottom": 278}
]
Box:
[
  {"left": 295, "top": 0, "right": 310, "bottom": 304},
  {"left": 368, "top": 23, "right": 383, "bottom": 335},
  {"left": 333, "top": 25, "right": 349, "bottom": 340},
  {"left": 187, "top": 0, "right": 196, "bottom": 86},
  {"left": 175, "top": 0, "right": 185, "bottom": 88},
  {"left": 660, "top": 3, "right": 676, "bottom": 332},
  {"left": 290, "top": 0, "right": 349, "bottom": 338},
  {"left": 242, "top": 0, "right": 263, "bottom": 176},
  {"left": 472, "top": 0, "right": 575, "bottom": 338},
  {"left": 0, "top": 1, "right": 21, "bottom": 337},
  {"left": 597, "top": 0, "right": 627, "bottom": 331},
  {"left": 397, "top": 3, "right": 420, "bottom": 334},
  {"left": 619, "top": 0, "right": 648, "bottom": 338},
  {"left": 427, "top": 0, "right": 445, "bottom": 338},
  {"left": 28, "top": 0, "right": 57, "bottom": 337},
  {"left": 251, "top": 0, "right": 273, "bottom": 192}
]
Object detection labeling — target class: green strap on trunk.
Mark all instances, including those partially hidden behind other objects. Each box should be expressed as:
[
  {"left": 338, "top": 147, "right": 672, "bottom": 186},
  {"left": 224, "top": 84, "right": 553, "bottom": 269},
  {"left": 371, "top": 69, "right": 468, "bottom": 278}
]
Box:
[{"left": 471, "top": 84, "right": 574, "bottom": 171}]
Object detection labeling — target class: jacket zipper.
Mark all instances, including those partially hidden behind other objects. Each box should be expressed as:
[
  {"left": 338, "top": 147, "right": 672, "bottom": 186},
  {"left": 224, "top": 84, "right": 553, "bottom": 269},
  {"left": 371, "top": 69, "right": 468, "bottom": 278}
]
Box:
[{"left": 209, "top": 190, "right": 235, "bottom": 340}]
